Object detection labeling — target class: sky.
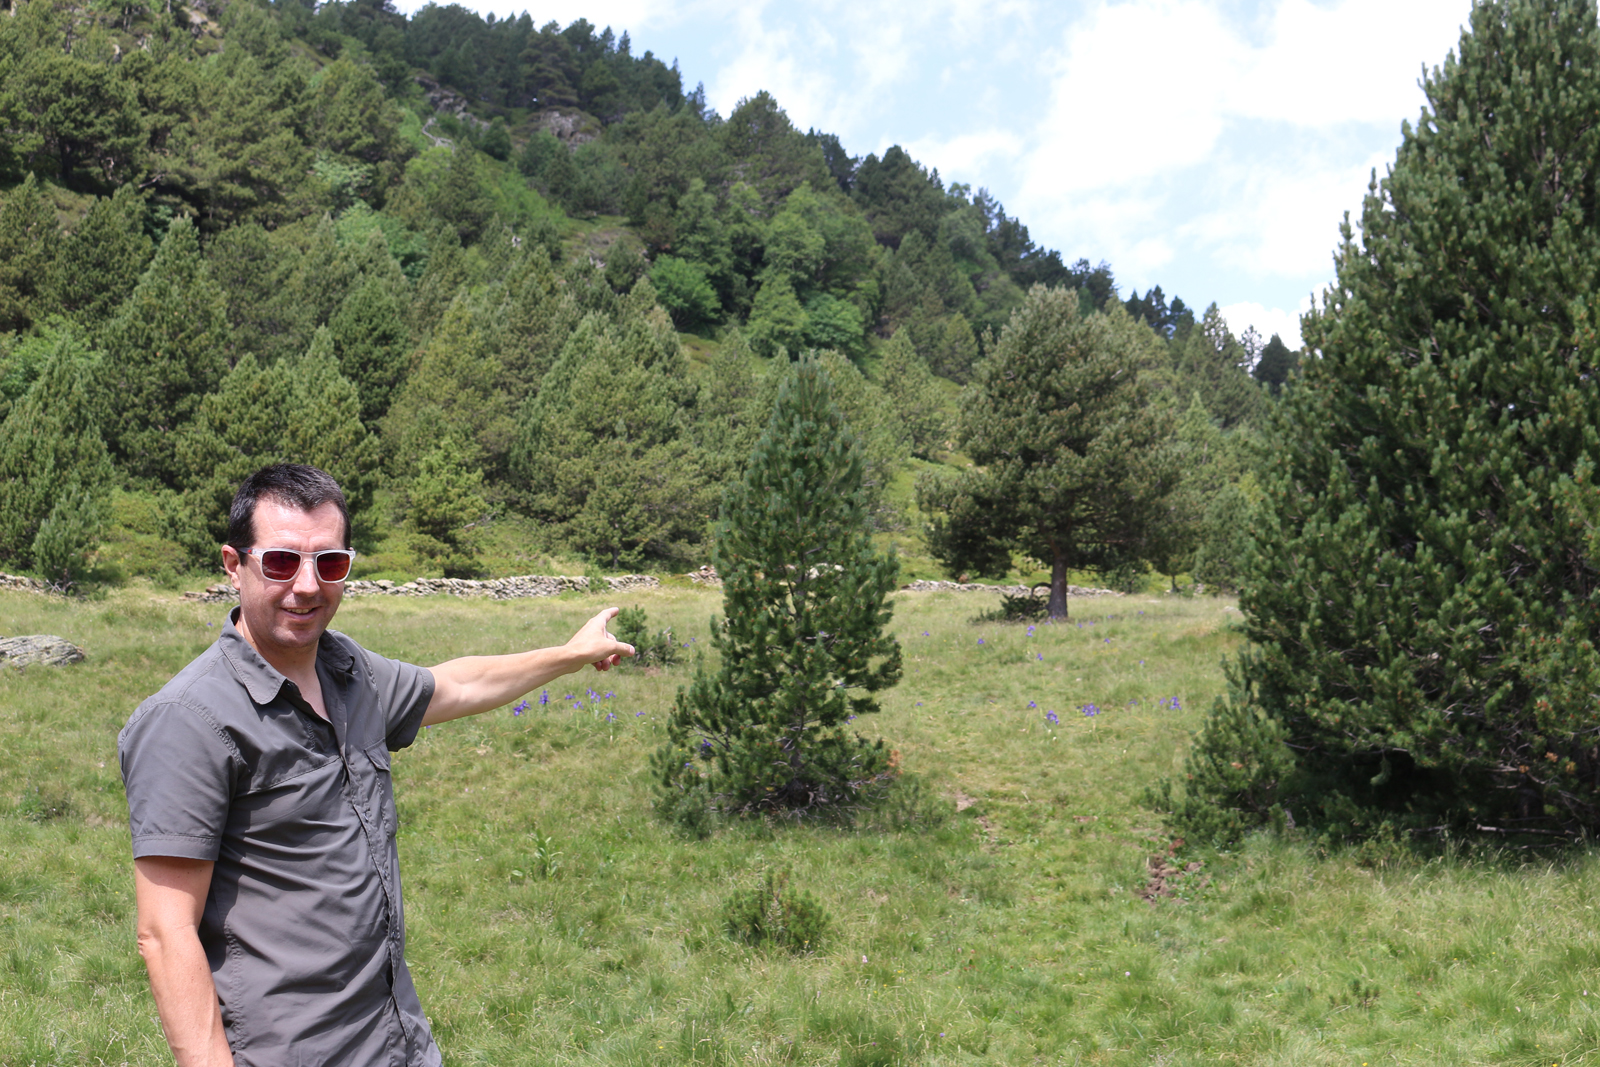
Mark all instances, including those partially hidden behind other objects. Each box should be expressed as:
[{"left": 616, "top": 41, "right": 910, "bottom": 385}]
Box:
[{"left": 395, "top": 0, "right": 1477, "bottom": 347}]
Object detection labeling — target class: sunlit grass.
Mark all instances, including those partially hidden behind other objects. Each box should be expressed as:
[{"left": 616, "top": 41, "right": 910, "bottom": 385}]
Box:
[{"left": 3, "top": 587, "right": 1600, "bottom": 1064}]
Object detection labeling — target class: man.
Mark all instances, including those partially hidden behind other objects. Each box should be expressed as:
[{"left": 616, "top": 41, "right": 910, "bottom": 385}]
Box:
[{"left": 119, "top": 464, "right": 634, "bottom": 1066}]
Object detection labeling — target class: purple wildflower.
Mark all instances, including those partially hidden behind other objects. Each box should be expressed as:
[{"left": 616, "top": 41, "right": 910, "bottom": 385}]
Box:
[
  {"left": 1045, "top": 709, "right": 1060, "bottom": 725},
  {"left": 512, "top": 700, "right": 529, "bottom": 716},
  {"left": 539, "top": 690, "right": 549, "bottom": 705},
  {"left": 1081, "top": 704, "right": 1100, "bottom": 717}
]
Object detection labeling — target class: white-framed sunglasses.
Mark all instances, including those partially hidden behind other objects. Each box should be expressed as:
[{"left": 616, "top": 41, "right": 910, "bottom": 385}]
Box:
[{"left": 242, "top": 547, "right": 357, "bottom": 584}]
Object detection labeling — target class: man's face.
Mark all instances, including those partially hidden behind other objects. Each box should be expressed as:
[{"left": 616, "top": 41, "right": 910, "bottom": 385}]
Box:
[{"left": 221, "top": 499, "right": 346, "bottom": 663}]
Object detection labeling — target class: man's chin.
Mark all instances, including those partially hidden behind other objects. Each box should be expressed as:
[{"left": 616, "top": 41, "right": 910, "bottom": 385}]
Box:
[{"left": 274, "top": 608, "right": 329, "bottom": 639}]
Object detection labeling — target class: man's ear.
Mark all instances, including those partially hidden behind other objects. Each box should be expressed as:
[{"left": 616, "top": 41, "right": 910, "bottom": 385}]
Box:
[{"left": 221, "top": 545, "right": 243, "bottom": 591}]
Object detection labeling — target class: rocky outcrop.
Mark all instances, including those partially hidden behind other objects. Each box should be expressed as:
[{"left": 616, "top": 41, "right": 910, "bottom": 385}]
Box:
[
  {"left": 0, "top": 635, "right": 86, "bottom": 668},
  {"left": 898, "top": 579, "right": 1121, "bottom": 597},
  {"left": 537, "top": 109, "right": 597, "bottom": 146}
]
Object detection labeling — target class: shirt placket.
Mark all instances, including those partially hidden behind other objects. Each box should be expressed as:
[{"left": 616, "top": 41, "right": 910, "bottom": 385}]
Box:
[{"left": 326, "top": 667, "right": 415, "bottom": 1064}]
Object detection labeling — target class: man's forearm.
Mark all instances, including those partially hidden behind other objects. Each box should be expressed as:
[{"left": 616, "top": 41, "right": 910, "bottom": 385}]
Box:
[
  {"left": 138, "top": 928, "right": 233, "bottom": 1067},
  {"left": 422, "top": 608, "right": 634, "bottom": 727},
  {"left": 423, "top": 646, "right": 592, "bottom": 726}
]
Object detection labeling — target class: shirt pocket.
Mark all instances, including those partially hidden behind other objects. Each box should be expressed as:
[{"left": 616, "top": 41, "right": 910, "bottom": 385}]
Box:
[{"left": 362, "top": 741, "right": 396, "bottom": 840}]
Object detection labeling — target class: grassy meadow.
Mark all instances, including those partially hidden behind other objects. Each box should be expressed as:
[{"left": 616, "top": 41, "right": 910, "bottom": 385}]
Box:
[{"left": 4, "top": 584, "right": 1600, "bottom": 1065}]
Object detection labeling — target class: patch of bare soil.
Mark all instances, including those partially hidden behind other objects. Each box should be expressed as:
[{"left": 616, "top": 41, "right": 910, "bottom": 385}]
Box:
[
  {"left": 1140, "top": 840, "right": 1206, "bottom": 905},
  {"left": 952, "top": 790, "right": 998, "bottom": 847}
]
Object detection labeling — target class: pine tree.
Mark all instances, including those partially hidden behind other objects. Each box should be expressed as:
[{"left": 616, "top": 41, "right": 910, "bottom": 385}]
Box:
[
  {"left": 404, "top": 431, "right": 488, "bottom": 577},
  {"left": 99, "top": 216, "right": 229, "bottom": 485},
  {"left": 1179, "top": 0, "right": 1600, "bottom": 841},
  {"left": 654, "top": 356, "right": 902, "bottom": 825},
  {"left": 745, "top": 275, "right": 806, "bottom": 358},
  {"left": 51, "top": 183, "right": 153, "bottom": 325},
  {"left": 879, "top": 329, "right": 948, "bottom": 459},
  {"left": 328, "top": 274, "right": 410, "bottom": 429},
  {"left": 382, "top": 301, "right": 514, "bottom": 478},
  {"left": 0, "top": 327, "right": 113, "bottom": 583},
  {"left": 0, "top": 173, "right": 60, "bottom": 334},
  {"left": 690, "top": 332, "right": 765, "bottom": 487},
  {"left": 917, "top": 287, "right": 1180, "bottom": 618},
  {"left": 1251, "top": 333, "right": 1299, "bottom": 395},
  {"left": 1171, "top": 304, "right": 1262, "bottom": 428}
]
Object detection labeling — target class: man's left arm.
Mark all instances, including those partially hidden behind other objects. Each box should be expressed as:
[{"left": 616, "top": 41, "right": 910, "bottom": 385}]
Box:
[{"left": 422, "top": 607, "right": 635, "bottom": 727}]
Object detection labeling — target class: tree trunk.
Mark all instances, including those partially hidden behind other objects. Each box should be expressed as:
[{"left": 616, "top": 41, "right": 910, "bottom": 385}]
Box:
[{"left": 1048, "top": 547, "right": 1069, "bottom": 621}]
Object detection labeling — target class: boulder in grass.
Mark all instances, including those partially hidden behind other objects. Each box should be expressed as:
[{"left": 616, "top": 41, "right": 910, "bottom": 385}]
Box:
[{"left": 0, "top": 635, "right": 86, "bottom": 668}]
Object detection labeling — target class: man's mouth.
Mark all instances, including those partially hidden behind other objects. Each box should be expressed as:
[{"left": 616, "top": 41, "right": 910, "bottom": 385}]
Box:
[{"left": 283, "top": 606, "right": 321, "bottom": 618}]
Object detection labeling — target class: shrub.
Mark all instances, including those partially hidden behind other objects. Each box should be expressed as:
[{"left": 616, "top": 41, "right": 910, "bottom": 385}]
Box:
[
  {"left": 722, "top": 868, "right": 831, "bottom": 954},
  {"left": 612, "top": 605, "right": 679, "bottom": 669}
]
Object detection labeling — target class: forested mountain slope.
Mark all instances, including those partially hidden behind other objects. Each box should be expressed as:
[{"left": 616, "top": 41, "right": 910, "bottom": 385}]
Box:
[{"left": 0, "top": 0, "right": 1293, "bottom": 587}]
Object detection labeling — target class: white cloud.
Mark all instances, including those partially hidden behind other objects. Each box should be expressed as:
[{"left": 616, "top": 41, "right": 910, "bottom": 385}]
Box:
[
  {"left": 897, "top": 129, "right": 1024, "bottom": 177},
  {"left": 1177, "top": 142, "right": 1389, "bottom": 279},
  {"left": 697, "top": 0, "right": 1038, "bottom": 139},
  {"left": 1014, "top": 0, "right": 1471, "bottom": 295},
  {"left": 1220, "top": 297, "right": 1312, "bottom": 350}
]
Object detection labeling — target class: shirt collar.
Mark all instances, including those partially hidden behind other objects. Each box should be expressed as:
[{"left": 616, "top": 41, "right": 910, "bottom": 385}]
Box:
[{"left": 219, "top": 606, "right": 356, "bottom": 704}]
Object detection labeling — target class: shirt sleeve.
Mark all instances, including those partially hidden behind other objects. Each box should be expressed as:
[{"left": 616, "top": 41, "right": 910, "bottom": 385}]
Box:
[
  {"left": 362, "top": 650, "right": 435, "bottom": 751},
  {"left": 119, "top": 701, "right": 238, "bottom": 861}
]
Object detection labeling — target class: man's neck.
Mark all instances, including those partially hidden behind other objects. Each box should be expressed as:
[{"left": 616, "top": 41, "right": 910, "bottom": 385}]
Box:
[{"left": 235, "top": 613, "right": 327, "bottom": 716}]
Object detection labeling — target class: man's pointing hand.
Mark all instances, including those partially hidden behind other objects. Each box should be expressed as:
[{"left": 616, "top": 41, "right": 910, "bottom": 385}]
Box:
[{"left": 568, "top": 607, "right": 636, "bottom": 672}]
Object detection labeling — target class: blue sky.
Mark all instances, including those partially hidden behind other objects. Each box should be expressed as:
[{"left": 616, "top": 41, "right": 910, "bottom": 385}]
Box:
[{"left": 396, "top": 0, "right": 1475, "bottom": 346}]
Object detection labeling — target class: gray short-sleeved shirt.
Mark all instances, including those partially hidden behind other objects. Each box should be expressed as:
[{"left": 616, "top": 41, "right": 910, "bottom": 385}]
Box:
[{"left": 119, "top": 608, "right": 439, "bottom": 1067}]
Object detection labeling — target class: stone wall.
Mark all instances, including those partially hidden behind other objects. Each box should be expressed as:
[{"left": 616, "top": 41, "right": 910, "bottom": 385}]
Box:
[
  {"left": 898, "top": 579, "right": 1120, "bottom": 597},
  {"left": 0, "top": 573, "right": 53, "bottom": 595},
  {"left": 180, "top": 574, "right": 663, "bottom": 605}
]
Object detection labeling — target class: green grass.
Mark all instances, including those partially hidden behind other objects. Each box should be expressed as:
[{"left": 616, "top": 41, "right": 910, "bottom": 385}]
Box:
[{"left": 4, "top": 588, "right": 1600, "bottom": 1065}]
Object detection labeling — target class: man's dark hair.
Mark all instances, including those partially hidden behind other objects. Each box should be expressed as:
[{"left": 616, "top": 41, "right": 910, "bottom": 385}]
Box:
[{"left": 227, "top": 464, "right": 351, "bottom": 550}]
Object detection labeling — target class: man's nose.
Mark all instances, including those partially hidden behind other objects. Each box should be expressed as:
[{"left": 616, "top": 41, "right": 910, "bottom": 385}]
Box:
[{"left": 290, "top": 557, "right": 324, "bottom": 596}]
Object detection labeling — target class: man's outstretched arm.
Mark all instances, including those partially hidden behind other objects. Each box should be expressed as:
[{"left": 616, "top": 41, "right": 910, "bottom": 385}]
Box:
[
  {"left": 422, "top": 606, "right": 635, "bottom": 727},
  {"left": 134, "top": 856, "right": 235, "bottom": 1067}
]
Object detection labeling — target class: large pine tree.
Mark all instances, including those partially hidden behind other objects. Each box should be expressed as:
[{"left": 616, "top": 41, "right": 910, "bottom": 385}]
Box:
[
  {"left": 654, "top": 356, "right": 902, "bottom": 824},
  {"left": 1180, "top": 0, "right": 1600, "bottom": 841},
  {"left": 917, "top": 286, "right": 1180, "bottom": 618}
]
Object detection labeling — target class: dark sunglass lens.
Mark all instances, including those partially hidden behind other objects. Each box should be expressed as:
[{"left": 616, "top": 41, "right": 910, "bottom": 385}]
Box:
[
  {"left": 259, "top": 550, "right": 301, "bottom": 581},
  {"left": 315, "top": 552, "right": 352, "bottom": 582}
]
